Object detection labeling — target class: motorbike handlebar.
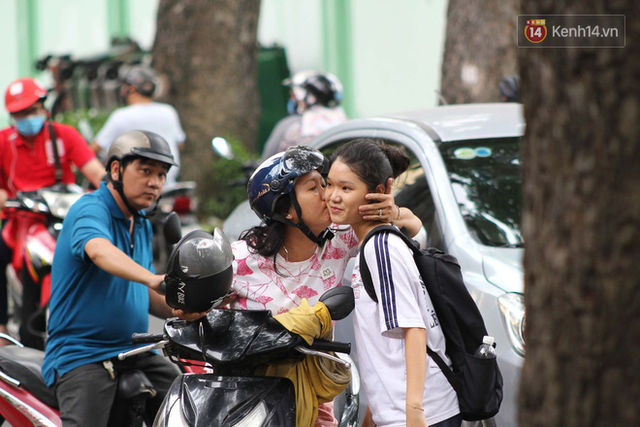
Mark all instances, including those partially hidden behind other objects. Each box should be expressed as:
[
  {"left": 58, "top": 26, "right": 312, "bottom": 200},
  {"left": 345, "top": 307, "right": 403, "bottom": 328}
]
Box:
[
  {"left": 308, "top": 339, "right": 351, "bottom": 355},
  {"left": 131, "top": 332, "right": 165, "bottom": 345}
]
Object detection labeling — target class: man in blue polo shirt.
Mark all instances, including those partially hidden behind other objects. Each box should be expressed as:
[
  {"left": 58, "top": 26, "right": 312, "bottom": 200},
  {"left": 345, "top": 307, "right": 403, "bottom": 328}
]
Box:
[{"left": 42, "top": 130, "right": 204, "bottom": 427}]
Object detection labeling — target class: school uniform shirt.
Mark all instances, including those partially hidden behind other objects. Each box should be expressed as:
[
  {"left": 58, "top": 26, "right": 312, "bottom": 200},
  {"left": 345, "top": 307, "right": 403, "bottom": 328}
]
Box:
[
  {"left": 0, "top": 122, "right": 95, "bottom": 198},
  {"left": 352, "top": 229, "right": 460, "bottom": 427},
  {"left": 229, "top": 226, "right": 358, "bottom": 313}
]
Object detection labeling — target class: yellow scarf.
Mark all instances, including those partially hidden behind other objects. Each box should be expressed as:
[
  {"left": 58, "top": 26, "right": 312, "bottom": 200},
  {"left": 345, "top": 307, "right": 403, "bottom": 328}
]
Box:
[{"left": 255, "top": 299, "right": 351, "bottom": 427}]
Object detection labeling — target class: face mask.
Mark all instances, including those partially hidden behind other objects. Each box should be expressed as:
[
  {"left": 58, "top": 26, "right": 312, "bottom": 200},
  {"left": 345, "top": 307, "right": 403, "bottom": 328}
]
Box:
[
  {"left": 287, "top": 99, "right": 298, "bottom": 115},
  {"left": 15, "top": 114, "right": 46, "bottom": 136}
]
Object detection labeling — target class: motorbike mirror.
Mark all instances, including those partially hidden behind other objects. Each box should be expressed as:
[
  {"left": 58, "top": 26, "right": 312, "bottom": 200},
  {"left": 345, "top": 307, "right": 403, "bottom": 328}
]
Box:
[
  {"left": 318, "top": 287, "right": 354, "bottom": 321},
  {"left": 163, "top": 212, "right": 182, "bottom": 244},
  {"left": 211, "top": 137, "right": 234, "bottom": 160}
]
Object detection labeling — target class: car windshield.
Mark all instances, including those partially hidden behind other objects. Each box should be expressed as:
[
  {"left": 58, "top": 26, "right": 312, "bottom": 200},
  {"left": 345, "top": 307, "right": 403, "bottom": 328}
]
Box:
[{"left": 439, "top": 137, "right": 524, "bottom": 247}]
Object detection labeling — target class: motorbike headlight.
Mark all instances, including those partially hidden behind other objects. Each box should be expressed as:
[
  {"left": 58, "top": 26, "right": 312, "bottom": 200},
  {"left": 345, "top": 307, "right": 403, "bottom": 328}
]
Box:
[
  {"left": 232, "top": 401, "right": 268, "bottom": 427},
  {"left": 41, "top": 191, "right": 83, "bottom": 219},
  {"left": 498, "top": 292, "right": 526, "bottom": 357}
]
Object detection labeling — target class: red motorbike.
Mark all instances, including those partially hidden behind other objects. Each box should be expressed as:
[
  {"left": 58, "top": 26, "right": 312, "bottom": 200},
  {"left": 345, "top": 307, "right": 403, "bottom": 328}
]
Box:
[
  {"left": 0, "top": 332, "right": 179, "bottom": 427},
  {"left": 2, "top": 183, "right": 85, "bottom": 350}
]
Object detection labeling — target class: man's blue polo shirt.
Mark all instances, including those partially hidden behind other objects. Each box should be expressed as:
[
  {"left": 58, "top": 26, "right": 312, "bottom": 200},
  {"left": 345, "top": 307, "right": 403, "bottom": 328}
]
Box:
[{"left": 42, "top": 182, "right": 153, "bottom": 386}]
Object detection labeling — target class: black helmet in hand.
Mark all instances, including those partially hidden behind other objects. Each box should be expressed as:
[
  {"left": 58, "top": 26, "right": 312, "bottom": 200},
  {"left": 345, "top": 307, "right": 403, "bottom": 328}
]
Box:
[{"left": 165, "top": 228, "right": 234, "bottom": 312}]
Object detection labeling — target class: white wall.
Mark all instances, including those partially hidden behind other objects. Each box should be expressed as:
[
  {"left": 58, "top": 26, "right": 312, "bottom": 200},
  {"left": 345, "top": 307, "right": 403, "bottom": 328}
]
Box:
[
  {"left": 350, "top": 0, "right": 448, "bottom": 117},
  {"left": 129, "top": 0, "right": 160, "bottom": 51},
  {"left": 258, "top": 0, "right": 448, "bottom": 118},
  {"left": 258, "top": 0, "right": 324, "bottom": 73},
  {"left": 38, "top": 1, "right": 111, "bottom": 58},
  {"left": 0, "top": 0, "right": 21, "bottom": 127}
]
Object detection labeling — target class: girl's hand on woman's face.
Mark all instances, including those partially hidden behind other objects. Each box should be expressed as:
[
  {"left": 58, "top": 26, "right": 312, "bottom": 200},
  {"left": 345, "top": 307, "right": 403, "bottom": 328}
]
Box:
[{"left": 359, "top": 178, "right": 399, "bottom": 222}]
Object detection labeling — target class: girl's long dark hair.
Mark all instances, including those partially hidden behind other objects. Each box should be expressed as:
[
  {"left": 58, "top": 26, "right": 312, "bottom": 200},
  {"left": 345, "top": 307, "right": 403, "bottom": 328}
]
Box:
[
  {"left": 240, "top": 193, "right": 292, "bottom": 258},
  {"left": 331, "top": 138, "right": 410, "bottom": 191}
]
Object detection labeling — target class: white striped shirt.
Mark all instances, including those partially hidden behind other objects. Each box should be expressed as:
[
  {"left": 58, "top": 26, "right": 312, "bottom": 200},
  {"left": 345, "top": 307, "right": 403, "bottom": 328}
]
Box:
[{"left": 352, "top": 229, "right": 460, "bottom": 426}]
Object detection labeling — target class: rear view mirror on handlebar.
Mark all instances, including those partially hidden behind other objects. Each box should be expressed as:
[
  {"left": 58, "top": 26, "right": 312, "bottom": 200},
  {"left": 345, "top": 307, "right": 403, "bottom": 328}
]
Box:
[{"left": 162, "top": 211, "right": 182, "bottom": 245}]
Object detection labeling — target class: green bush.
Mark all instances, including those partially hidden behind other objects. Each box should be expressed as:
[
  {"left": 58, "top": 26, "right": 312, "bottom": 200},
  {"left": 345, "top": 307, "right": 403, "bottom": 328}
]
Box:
[
  {"left": 202, "top": 138, "right": 259, "bottom": 222},
  {"left": 54, "top": 108, "right": 112, "bottom": 142}
]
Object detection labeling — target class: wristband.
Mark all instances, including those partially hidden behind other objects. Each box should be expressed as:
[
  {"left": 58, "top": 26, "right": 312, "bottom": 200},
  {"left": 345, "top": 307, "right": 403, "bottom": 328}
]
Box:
[{"left": 395, "top": 205, "right": 401, "bottom": 221}]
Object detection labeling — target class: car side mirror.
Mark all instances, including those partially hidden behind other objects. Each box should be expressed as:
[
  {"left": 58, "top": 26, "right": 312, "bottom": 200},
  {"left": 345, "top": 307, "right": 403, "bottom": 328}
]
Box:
[
  {"left": 319, "top": 287, "right": 354, "bottom": 321},
  {"left": 211, "top": 137, "right": 234, "bottom": 160}
]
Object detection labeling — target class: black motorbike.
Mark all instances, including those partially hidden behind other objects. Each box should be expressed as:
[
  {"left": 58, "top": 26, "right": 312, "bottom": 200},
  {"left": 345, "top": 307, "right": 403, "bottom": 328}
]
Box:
[
  {"left": 120, "top": 291, "right": 359, "bottom": 427},
  {"left": 119, "top": 212, "right": 360, "bottom": 427}
]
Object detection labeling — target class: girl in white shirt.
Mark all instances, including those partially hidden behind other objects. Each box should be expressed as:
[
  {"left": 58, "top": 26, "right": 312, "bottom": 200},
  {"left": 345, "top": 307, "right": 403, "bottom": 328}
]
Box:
[
  {"left": 226, "top": 146, "right": 422, "bottom": 427},
  {"left": 325, "top": 139, "right": 461, "bottom": 427}
]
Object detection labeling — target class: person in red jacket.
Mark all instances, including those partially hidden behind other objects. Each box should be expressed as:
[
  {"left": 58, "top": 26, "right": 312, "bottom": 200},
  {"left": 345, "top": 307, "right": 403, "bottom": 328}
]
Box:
[{"left": 0, "top": 77, "right": 105, "bottom": 339}]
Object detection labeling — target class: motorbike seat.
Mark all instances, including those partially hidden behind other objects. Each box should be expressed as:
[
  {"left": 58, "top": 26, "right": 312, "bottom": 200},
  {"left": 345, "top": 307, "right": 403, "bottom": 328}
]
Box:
[{"left": 0, "top": 345, "right": 59, "bottom": 409}]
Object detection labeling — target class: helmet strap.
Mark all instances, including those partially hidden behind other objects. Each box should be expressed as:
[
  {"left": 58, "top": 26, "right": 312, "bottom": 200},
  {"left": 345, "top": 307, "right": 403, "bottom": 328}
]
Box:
[
  {"left": 271, "top": 192, "right": 334, "bottom": 246},
  {"left": 110, "top": 163, "right": 146, "bottom": 219}
]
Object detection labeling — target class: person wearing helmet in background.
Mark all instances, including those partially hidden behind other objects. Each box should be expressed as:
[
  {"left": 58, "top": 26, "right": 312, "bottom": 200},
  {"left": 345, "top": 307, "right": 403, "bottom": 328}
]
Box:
[
  {"left": 227, "top": 145, "right": 423, "bottom": 427},
  {"left": 261, "top": 71, "right": 347, "bottom": 160},
  {"left": 0, "top": 77, "right": 105, "bottom": 341},
  {"left": 499, "top": 74, "right": 520, "bottom": 103},
  {"left": 91, "top": 65, "right": 186, "bottom": 188},
  {"left": 42, "top": 130, "right": 205, "bottom": 427}
]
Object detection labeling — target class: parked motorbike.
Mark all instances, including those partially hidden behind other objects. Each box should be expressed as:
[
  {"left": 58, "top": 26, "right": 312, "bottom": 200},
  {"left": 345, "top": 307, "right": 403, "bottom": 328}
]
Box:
[
  {"left": 2, "top": 183, "right": 85, "bottom": 350},
  {"left": 0, "top": 333, "right": 160, "bottom": 426}
]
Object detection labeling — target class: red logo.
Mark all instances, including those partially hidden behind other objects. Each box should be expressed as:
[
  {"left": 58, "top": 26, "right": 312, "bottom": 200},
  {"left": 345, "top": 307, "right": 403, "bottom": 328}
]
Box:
[{"left": 525, "top": 19, "right": 547, "bottom": 43}]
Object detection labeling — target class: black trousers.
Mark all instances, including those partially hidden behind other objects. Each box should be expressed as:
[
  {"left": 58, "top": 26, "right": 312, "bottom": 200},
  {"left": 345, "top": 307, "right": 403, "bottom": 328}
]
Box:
[{"left": 54, "top": 352, "right": 180, "bottom": 427}]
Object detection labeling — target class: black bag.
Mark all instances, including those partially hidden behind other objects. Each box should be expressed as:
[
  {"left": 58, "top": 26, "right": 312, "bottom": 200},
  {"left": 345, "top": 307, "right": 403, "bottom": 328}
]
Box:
[{"left": 358, "top": 225, "right": 503, "bottom": 421}]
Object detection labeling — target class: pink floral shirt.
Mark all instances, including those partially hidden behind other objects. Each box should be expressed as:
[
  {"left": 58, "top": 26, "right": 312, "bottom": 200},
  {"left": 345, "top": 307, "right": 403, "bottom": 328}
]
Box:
[{"left": 229, "top": 226, "right": 358, "bottom": 314}]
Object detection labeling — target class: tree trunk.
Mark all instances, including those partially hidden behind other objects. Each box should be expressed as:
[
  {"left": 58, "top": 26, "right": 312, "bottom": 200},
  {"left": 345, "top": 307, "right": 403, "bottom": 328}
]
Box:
[
  {"left": 152, "top": 0, "right": 261, "bottom": 217},
  {"left": 440, "top": 0, "right": 518, "bottom": 104},
  {"left": 519, "top": 1, "right": 640, "bottom": 426}
]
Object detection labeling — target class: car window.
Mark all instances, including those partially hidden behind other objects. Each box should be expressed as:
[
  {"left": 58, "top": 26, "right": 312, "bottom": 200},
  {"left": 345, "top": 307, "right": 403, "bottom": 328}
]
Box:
[
  {"left": 439, "top": 137, "right": 524, "bottom": 247},
  {"left": 321, "top": 139, "right": 444, "bottom": 249}
]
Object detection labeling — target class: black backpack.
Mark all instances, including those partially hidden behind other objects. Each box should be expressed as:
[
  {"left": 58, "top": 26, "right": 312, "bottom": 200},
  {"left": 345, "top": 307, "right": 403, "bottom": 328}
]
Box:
[{"left": 358, "top": 225, "right": 503, "bottom": 421}]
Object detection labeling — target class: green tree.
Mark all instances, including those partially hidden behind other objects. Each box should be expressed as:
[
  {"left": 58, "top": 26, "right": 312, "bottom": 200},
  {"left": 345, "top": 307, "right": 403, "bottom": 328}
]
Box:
[{"left": 518, "top": 1, "right": 640, "bottom": 426}]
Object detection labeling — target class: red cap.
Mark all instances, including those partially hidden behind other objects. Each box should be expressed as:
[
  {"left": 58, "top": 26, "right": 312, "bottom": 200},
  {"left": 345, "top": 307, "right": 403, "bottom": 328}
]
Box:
[{"left": 5, "top": 77, "right": 48, "bottom": 113}]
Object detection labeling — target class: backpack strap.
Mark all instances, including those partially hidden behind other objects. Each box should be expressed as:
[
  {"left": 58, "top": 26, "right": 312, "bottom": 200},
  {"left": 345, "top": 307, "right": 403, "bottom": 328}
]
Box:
[
  {"left": 47, "top": 123, "right": 63, "bottom": 183},
  {"left": 359, "top": 226, "right": 455, "bottom": 376},
  {"left": 358, "top": 225, "right": 419, "bottom": 303}
]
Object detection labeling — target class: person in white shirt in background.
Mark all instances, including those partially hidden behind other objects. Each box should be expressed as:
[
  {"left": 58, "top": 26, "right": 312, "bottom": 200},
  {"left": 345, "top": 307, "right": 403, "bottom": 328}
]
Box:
[{"left": 91, "top": 65, "right": 186, "bottom": 188}]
